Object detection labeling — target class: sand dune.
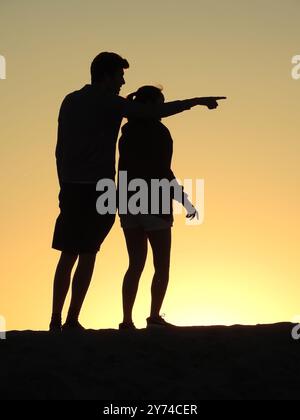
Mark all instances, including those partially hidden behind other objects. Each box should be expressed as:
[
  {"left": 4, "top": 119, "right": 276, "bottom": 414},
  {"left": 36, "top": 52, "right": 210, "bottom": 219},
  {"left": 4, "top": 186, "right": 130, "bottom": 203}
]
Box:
[{"left": 0, "top": 323, "right": 299, "bottom": 400}]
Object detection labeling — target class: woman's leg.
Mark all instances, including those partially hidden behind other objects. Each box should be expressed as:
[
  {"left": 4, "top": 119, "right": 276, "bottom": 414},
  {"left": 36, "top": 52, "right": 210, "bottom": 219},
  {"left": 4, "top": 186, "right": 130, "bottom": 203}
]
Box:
[
  {"left": 122, "top": 228, "right": 148, "bottom": 324},
  {"left": 147, "top": 228, "right": 171, "bottom": 318}
]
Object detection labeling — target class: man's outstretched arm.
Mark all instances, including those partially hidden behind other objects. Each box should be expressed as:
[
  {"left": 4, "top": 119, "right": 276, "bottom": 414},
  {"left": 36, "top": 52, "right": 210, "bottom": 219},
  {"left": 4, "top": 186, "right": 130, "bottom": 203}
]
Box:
[{"left": 120, "top": 96, "right": 227, "bottom": 119}]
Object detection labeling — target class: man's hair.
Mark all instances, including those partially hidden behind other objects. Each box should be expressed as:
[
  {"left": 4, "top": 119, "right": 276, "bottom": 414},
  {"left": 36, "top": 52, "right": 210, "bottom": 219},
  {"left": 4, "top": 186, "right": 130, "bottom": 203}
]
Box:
[{"left": 90, "top": 52, "right": 129, "bottom": 83}]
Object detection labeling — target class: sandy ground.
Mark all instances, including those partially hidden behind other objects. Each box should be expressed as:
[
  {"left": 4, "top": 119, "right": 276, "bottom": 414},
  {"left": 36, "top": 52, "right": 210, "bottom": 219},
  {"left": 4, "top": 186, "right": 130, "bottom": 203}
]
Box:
[{"left": 0, "top": 323, "right": 299, "bottom": 400}]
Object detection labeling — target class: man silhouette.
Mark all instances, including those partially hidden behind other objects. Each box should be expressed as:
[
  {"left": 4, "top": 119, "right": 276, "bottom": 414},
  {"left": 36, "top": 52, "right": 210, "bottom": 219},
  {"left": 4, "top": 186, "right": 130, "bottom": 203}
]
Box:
[{"left": 50, "top": 51, "right": 225, "bottom": 331}]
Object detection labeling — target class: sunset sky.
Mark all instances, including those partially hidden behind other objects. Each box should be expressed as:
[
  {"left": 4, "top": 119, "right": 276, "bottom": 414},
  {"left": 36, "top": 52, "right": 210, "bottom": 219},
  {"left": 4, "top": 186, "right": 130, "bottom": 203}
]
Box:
[{"left": 1, "top": 0, "right": 299, "bottom": 330}]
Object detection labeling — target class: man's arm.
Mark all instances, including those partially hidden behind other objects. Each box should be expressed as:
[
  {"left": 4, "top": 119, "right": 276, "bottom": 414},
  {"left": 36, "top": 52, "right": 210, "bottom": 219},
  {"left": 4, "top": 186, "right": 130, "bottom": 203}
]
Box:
[{"left": 119, "top": 96, "right": 226, "bottom": 119}]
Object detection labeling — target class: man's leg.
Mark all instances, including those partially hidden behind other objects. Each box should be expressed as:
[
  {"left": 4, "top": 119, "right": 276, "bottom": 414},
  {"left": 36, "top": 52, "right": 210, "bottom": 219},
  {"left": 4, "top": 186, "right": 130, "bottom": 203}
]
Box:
[
  {"left": 65, "top": 252, "right": 97, "bottom": 325},
  {"left": 50, "top": 252, "right": 78, "bottom": 328}
]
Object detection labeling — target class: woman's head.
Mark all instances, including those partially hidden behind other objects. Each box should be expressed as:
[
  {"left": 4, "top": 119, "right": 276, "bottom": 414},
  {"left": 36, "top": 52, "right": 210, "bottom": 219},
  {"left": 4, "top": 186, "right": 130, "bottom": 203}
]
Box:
[{"left": 127, "top": 85, "right": 165, "bottom": 105}]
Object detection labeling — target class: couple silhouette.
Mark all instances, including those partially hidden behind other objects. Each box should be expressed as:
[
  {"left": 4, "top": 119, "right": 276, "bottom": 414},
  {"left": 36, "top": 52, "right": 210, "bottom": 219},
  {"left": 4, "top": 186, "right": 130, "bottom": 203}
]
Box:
[{"left": 50, "top": 52, "right": 226, "bottom": 332}]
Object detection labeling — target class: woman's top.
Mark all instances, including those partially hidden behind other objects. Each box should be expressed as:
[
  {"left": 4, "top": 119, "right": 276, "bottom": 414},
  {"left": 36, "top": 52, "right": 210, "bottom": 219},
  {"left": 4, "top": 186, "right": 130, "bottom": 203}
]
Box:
[{"left": 118, "top": 119, "right": 184, "bottom": 221}]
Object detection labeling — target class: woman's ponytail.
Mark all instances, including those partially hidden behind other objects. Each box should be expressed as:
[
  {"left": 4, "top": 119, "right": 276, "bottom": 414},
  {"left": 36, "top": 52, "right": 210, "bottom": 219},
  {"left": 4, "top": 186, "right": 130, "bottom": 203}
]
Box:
[{"left": 126, "top": 92, "right": 137, "bottom": 101}]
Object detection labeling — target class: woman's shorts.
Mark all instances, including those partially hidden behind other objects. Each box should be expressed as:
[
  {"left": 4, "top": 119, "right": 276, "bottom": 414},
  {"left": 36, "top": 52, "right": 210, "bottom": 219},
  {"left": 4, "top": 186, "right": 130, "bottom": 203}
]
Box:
[
  {"left": 119, "top": 214, "right": 173, "bottom": 231},
  {"left": 52, "top": 183, "right": 115, "bottom": 254}
]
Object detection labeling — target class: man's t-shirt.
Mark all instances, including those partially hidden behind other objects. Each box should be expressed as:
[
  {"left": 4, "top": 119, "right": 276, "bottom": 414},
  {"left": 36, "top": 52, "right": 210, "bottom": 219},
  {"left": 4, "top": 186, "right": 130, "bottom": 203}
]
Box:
[
  {"left": 56, "top": 85, "right": 123, "bottom": 183},
  {"left": 55, "top": 84, "right": 193, "bottom": 184}
]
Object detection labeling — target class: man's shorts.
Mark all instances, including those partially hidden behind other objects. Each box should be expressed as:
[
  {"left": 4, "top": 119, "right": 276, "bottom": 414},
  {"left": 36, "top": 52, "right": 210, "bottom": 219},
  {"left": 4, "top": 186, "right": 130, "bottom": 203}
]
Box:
[
  {"left": 52, "top": 183, "right": 115, "bottom": 254},
  {"left": 119, "top": 214, "right": 173, "bottom": 231}
]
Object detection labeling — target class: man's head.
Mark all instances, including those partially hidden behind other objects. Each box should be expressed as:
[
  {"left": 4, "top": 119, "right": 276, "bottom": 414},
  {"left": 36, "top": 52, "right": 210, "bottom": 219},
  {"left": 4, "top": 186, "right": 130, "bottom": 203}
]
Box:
[{"left": 90, "top": 52, "right": 129, "bottom": 94}]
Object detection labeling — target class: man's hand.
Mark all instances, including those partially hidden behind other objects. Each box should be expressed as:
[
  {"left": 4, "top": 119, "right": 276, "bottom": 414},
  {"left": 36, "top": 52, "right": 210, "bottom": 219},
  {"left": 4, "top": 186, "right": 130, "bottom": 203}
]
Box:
[{"left": 198, "top": 96, "right": 227, "bottom": 109}]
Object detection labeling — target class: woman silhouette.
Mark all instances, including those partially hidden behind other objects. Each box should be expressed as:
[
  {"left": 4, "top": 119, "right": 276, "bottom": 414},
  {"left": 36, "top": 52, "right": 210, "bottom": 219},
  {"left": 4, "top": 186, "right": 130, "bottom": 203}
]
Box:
[{"left": 118, "top": 86, "right": 198, "bottom": 329}]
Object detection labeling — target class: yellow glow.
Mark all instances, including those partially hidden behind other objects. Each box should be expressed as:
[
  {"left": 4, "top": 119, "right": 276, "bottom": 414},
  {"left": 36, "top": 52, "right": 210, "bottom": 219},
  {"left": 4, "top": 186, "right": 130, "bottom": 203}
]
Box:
[{"left": 0, "top": 0, "right": 299, "bottom": 330}]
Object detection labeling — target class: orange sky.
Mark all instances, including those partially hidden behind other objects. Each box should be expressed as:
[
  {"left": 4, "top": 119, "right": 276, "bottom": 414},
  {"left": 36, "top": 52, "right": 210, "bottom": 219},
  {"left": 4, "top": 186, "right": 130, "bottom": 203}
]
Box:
[{"left": 0, "top": 0, "right": 299, "bottom": 330}]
